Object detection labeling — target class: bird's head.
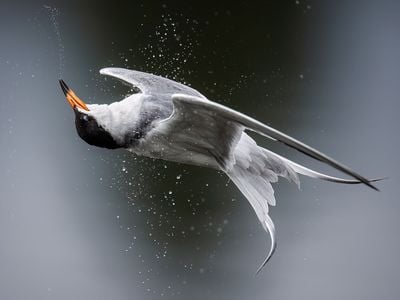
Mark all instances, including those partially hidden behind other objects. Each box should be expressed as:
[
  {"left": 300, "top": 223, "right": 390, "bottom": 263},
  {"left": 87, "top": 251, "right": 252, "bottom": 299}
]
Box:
[{"left": 59, "top": 80, "right": 123, "bottom": 149}]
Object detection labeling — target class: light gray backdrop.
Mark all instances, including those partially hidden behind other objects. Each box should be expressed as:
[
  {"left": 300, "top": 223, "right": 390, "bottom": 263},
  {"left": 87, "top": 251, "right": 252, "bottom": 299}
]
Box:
[{"left": 0, "top": 1, "right": 398, "bottom": 299}]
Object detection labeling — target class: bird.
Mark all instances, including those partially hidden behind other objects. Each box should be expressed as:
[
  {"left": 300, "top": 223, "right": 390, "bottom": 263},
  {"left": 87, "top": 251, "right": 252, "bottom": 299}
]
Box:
[{"left": 59, "top": 68, "right": 380, "bottom": 274}]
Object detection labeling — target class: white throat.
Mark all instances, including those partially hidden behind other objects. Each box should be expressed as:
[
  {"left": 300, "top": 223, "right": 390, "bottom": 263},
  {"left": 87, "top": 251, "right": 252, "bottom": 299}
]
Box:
[{"left": 85, "top": 93, "right": 144, "bottom": 144}]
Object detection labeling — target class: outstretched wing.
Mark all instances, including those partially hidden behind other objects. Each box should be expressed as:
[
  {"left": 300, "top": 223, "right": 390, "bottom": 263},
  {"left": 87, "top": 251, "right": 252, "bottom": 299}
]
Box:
[
  {"left": 154, "top": 93, "right": 381, "bottom": 273},
  {"left": 100, "top": 68, "right": 206, "bottom": 98},
  {"left": 157, "top": 93, "right": 378, "bottom": 273},
  {"left": 168, "top": 94, "right": 378, "bottom": 190}
]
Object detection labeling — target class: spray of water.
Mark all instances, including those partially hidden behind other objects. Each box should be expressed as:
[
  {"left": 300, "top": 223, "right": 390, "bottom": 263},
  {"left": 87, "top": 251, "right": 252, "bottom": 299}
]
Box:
[{"left": 43, "top": 5, "right": 65, "bottom": 79}]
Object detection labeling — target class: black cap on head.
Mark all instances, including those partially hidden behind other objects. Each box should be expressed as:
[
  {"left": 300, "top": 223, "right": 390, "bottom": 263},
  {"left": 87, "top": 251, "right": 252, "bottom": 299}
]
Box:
[{"left": 74, "top": 110, "right": 121, "bottom": 149}]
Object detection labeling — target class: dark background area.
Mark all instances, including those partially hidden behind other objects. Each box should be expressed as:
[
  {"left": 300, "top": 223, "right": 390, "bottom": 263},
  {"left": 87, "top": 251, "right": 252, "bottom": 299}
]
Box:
[{"left": 0, "top": 0, "right": 399, "bottom": 299}]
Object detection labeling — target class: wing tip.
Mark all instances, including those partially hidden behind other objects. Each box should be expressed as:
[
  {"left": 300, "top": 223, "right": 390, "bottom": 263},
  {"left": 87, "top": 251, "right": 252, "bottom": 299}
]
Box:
[
  {"left": 279, "top": 152, "right": 384, "bottom": 191},
  {"left": 99, "top": 67, "right": 121, "bottom": 76},
  {"left": 359, "top": 176, "right": 381, "bottom": 191},
  {"left": 369, "top": 184, "right": 380, "bottom": 191}
]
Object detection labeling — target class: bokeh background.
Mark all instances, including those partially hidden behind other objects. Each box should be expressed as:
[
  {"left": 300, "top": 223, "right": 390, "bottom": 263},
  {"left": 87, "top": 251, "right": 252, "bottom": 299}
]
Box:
[{"left": 0, "top": 0, "right": 399, "bottom": 299}]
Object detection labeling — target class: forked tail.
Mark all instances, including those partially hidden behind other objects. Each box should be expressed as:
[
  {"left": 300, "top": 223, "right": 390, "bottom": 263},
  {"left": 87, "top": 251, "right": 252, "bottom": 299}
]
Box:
[{"left": 225, "top": 133, "right": 382, "bottom": 274}]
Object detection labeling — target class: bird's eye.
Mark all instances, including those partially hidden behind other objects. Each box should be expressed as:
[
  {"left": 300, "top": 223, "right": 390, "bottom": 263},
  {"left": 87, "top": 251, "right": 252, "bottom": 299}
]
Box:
[{"left": 82, "top": 114, "right": 89, "bottom": 122}]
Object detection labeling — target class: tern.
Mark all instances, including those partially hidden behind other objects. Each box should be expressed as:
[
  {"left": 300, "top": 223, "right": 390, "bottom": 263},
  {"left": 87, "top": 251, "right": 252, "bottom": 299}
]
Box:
[{"left": 60, "top": 68, "right": 380, "bottom": 274}]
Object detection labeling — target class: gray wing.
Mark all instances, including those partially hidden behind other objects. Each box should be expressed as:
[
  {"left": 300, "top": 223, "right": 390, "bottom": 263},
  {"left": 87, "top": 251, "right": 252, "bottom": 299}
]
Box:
[
  {"left": 100, "top": 68, "right": 206, "bottom": 98},
  {"left": 153, "top": 96, "right": 244, "bottom": 170},
  {"left": 156, "top": 94, "right": 379, "bottom": 273},
  {"left": 168, "top": 94, "right": 378, "bottom": 190}
]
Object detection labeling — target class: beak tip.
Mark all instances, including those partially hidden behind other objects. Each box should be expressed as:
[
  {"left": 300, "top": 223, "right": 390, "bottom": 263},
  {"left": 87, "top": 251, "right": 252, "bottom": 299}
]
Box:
[
  {"left": 59, "top": 79, "right": 69, "bottom": 96},
  {"left": 59, "top": 80, "right": 90, "bottom": 112}
]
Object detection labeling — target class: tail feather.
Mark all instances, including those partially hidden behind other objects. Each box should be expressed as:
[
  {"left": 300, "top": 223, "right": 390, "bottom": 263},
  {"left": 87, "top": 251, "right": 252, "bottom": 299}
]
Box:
[
  {"left": 225, "top": 133, "right": 298, "bottom": 274},
  {"left": 224, "top": 133, "right": 381, "bottom": 274},
  {"left": 256, "top": 215, "right": 276, "bottom": 275},
  {"left": 227, "top": 171, "right": 277, "bottom": 275},
  {"left": 262, "top": 148, "right": 383, "bottom": 185}
]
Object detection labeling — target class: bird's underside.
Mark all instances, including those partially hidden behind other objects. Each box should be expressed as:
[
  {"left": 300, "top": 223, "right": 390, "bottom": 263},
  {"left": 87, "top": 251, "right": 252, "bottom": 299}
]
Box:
[{"left": 64, "top": 68, "right": 381, "bottom": 274}]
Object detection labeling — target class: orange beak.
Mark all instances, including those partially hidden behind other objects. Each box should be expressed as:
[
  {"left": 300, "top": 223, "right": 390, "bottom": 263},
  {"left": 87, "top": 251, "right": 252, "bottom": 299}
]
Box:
[{"left": 59, "top": 79, "right": 90, "bottom": 111}]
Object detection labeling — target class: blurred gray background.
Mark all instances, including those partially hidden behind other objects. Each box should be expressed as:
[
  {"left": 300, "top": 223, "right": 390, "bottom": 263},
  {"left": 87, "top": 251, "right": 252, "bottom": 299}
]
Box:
[{"left": 0, "top": 0, "right": 399, "bottom": 299}]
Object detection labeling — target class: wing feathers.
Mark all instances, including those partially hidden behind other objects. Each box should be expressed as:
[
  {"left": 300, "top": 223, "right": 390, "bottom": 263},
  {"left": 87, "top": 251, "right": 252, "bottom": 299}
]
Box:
[
  {"left": 172, "top": 94, "right": 378, "bottom": 190},
  {"left": 100, "top": 68, "right": 206, "bottom": 98},
  {"left": 262, "top": 148, "right": 383, "bottom": 185},
  {"left": 168, "top": 93, "right": 380, "bottom": 273}
]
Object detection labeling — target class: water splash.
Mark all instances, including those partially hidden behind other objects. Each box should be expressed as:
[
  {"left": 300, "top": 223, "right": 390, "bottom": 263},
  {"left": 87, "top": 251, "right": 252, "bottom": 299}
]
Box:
[{"left": 43, "top": 5, "right": 65, "bottom": 79}]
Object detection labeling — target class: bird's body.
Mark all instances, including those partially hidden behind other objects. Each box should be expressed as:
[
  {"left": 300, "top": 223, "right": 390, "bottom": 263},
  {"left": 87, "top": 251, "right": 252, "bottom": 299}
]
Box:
[{"left": 60, "top": 68, "right": 380, "bottom": 273}]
